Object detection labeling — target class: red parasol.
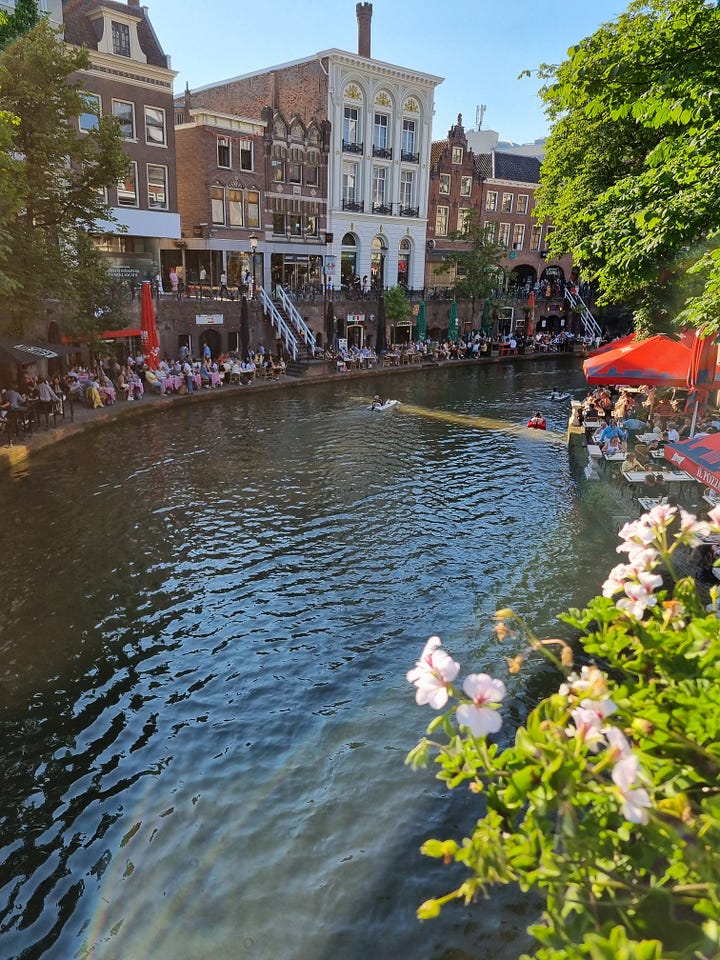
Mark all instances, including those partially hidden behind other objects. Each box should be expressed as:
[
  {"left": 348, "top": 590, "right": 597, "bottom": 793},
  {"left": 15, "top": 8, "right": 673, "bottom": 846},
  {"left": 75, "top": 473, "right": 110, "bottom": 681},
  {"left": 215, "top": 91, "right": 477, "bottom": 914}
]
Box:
[
  {"left": 664, "top": 432, "right": 720, "bottom": 494},
  {"left": 583, "top": 330, "right": 718, "bottom": 388},
  {"left": 140, "top": 281, "right": 160, "bottom": 369},
  {"left": 685, "top": 330, "right": 718, "bottom": 429}
]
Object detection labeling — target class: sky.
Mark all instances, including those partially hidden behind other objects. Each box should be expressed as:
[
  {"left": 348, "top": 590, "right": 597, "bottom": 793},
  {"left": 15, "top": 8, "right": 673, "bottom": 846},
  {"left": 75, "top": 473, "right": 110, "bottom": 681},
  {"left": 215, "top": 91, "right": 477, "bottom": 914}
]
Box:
[{"left": 145, "top": 0, "right": 630, "bottom": 145}]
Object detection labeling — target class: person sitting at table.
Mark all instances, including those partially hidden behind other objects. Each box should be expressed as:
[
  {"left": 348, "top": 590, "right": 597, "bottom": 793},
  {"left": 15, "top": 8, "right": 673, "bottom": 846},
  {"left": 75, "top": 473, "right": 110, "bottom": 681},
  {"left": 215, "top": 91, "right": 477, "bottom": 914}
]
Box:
[
  {"left": 602, "top": 433, "right": 626, "bottom": 456},
  {"left": 126, "top": 369, "right": 144, "bottom": 401},
  {"left": 621, "top": 450, "right": 643, "bottom": 473},
  {"left": 599, "top": 418, "right": 626, "bottom": 445},
  {"left": 144, "top": 368, "right": 165, "bottom": 395},
  {"left": 200, "top": 362, "right": 212, "bottom": 388},
  {"left": 666, "top": 421, "right": 680, "bottom": 443},
  {"left": 641, "top": 472, "right": 659, "bottom": 497}
]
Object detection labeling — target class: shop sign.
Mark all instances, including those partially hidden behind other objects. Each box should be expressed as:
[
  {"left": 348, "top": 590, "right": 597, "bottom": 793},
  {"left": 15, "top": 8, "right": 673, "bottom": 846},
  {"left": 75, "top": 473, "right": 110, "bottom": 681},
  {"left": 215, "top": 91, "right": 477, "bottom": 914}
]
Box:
[
  {"left": 108, "top": 265, "right": 141, "bottom": 279},
  {"left": 196, "top": 314, "right": 224, "bottom": 325}
]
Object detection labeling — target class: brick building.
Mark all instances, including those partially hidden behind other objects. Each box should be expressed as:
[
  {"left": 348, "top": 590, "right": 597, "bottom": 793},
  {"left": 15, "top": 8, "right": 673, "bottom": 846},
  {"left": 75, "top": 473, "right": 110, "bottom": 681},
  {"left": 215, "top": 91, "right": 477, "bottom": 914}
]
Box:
[
  {"left": 426, "top": 115, "right": 574, "bottom": 336},
  {"left": 62, "top": 0, "right": 180, "bottom": 288},
  {"left": 174, "top": 3, "right": 441, "bottom": 299}
]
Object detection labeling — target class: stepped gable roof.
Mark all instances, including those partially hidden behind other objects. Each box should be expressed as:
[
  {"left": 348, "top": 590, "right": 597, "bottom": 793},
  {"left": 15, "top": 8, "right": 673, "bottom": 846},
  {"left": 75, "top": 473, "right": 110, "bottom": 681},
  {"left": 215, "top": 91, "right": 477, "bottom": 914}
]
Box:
[
  {"left": 493, "top": 153, "right": 541, "bottom": 184},
  {"left": 62, "top": 0, "right": 169, "bottom": 69}
]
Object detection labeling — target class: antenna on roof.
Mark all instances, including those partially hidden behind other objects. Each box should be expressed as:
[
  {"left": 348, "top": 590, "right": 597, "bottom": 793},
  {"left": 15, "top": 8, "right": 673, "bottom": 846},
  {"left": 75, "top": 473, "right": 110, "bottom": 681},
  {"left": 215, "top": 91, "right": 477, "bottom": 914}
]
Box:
[{"left": 475, "top": 104, "right": 486, "bottom": 130}]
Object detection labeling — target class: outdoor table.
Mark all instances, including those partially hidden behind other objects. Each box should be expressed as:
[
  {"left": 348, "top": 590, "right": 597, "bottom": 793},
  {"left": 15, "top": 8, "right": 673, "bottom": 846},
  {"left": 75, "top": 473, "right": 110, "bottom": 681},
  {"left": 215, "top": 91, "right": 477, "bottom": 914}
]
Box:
[
  {"left": 623, "top": 470, "right": 693, "bottom": 485},
  {"left": 210, "top": 371, "right": 222, "bottom": 387},
  {"left": 164, "top": 376, "right": 183, "bottom": 392},
  {"left": 702, "top": 491, "right": 720, "bottom": 508},
  {"left": 603, "top": 450, "right": 626, "bottom": 462},
  {"left": 650, "top": 448, "right": 666, "bottom": 459},
  {"left": 637, "top": 432, "right": 661, "bottom": 443}
]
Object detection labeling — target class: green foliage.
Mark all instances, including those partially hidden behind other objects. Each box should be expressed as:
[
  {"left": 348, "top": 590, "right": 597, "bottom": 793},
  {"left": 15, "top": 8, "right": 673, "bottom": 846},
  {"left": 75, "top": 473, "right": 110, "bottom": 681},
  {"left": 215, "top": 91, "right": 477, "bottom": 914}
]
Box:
[
  {"left": 437, "top": 208, "right": 505, "bottom": 322},
  {"left": 0, "top": 0, "right": 41, "bottom": 52},
  {"left": 535, "top": 0, "right": 720, "bottom": 335},
  {"left": 407, "top": 506, "right": 720, "bottom": 959},
  {"left": 0, "top": 18, "right": 130, "bottom": 335},
  {"left": 383, "top": 285, "right": 411, "bottom": 326}
]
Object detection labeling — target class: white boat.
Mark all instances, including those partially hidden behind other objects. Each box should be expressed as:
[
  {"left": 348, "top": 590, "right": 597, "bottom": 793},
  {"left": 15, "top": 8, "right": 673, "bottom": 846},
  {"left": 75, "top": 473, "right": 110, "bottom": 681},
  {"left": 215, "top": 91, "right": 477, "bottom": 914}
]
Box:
[
  {"left": 370, "top": 399, "right": 400, "bottom": 412},
  {"left": 550, "top": 392, "right": 570, "bottom": 401}
]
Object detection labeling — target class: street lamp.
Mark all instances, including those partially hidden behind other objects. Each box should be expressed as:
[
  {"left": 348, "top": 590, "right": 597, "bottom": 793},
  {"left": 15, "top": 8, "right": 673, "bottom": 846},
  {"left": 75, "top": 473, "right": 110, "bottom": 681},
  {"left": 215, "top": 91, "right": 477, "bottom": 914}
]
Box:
[{"left": 249, "top": 233, "right": 257, "bottom": 299}]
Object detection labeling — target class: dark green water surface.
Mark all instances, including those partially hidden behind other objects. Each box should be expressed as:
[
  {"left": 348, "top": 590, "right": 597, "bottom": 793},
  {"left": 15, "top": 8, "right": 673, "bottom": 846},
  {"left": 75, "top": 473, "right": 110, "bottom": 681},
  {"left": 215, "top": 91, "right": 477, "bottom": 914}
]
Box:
[{"left": 0, "top": 359, "right": 621, "bottom": 960}]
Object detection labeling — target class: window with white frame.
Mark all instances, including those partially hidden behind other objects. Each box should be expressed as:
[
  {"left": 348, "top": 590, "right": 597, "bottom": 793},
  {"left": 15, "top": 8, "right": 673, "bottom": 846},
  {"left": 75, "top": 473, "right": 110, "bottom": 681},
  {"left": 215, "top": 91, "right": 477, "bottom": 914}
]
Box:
[
  {"left": 372, "top": 166, "right": 387, "bottom": 206},
  {"left": 373, "top": 113, "right": 389, "bottom": 150},
  {"left": 343, "top": 106, "right": 360, "bottom": 145},
  {"left": 501, "top": 192, "right": 513, "bottom": 213},
  {"left": 457, "top": 208, "right": 472, "bottom": 233},
  {"left": 484, "top": 220, "right": 498, "bottom": 242},
  {"left": 79, "top": 92, "right": 100, "bottom": 132},
  {"left": 145, "top": 107, "right": 166, "bottom": 146},
  {"left": 439, "top": 174, "right": 451, "bottom": 195},
  {"left": 217, "top": 136, "right": 231, "bottom": 168},
  {"left": 485, "top": 191, "right": 498, "bottom": 211},
  {"left": 512, "top": 224, "right": 525, "bottom": 250},
  {"left": 111, "top": 20, "right": 130, "bottom": 57},
  {"left": 402, "top": 119, "right": 416, "bottom": 157},
  {"left": 117, "top": 161, "right": 138, "bottom": 206},
  {"left": 452, "top": 146, "right": 463, "bottom": 164},
  {"left": 530, "top": 224, "right": 543, "bottom": 251},
  {"left": 112, "top": 100, "right": 134, "bottom": 139},
  {"left": 400, "top": 170, "right": 414, "bottom": 208},
  {"left": 247, "top": 190, "right": 260, "bottom": 229},
  {"left": 435, "top": 206, "right": 449, "bottom": 236},
  {"left": 239, "top": 138, "right": 253, "bottom": 171},
  {"left": 147, "top": 164, "right": 167, "bottom": 209},
  {"left": 343, "top": 161, "right": 359, "bottom": 201},
  {"left": 228, "top": 188, "right": 243, "bottom": 227},
  {"left": 498, "top": 222, "right": 511, "bottom": 247},
  {"left": 211, "top": 185, "right": 225, "bottom": 225},
  {"left": 517, "top": 194, "right": 529, "bottom": 214},
  {"left": 460, "top": 176, "right": 472, "bottom": 197}
]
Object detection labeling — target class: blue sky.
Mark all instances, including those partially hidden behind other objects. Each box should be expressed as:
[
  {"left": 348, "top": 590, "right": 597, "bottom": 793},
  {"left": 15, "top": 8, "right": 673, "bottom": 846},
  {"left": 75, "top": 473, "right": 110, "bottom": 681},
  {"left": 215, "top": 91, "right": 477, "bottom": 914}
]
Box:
[{"left": 146, "top": 0, "right": 630, "bottom": 144}]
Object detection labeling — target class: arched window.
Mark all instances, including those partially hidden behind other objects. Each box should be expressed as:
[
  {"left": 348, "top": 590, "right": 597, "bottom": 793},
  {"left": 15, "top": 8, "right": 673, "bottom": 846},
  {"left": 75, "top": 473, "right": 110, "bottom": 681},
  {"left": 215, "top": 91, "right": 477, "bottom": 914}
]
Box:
[
  {"left": 370, "top": 235, "right": 387, "bottom": 290},
  {"left": 397, "top": 237, "right": 411, "bottom": 288},
  {"left": 341, "top": 232, "right": 359, "bottom": 288}
]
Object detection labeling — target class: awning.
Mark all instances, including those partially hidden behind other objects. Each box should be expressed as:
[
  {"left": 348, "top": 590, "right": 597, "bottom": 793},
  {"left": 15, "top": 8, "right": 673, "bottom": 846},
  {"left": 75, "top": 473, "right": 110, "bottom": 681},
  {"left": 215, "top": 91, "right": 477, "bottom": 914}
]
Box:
[
  {"left": 664, "top": 434, "right": 720, "bottom": 493},
  {"left": 61, "top": 328, "right": 141, "bottom": 344},
  {"left": 0, "top": 338, "right": 67, "bottom": 363}
]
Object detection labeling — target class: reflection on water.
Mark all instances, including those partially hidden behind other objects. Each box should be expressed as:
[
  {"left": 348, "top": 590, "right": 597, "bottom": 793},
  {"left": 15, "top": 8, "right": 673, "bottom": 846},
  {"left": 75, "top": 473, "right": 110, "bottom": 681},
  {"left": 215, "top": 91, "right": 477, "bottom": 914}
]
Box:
[{"left": 0, "top": 359, "right": 619, "bottom": 960}]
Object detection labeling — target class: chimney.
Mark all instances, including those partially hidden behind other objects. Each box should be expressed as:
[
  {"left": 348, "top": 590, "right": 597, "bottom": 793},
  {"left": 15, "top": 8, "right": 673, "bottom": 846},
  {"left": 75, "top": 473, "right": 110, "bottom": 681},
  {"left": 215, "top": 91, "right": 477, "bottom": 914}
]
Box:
[
  {"left": 356, "top": 3, "right": 372, "bottom": 59},
  {"left": 127, "top": 0, "right": 140, "bottom": 5}
]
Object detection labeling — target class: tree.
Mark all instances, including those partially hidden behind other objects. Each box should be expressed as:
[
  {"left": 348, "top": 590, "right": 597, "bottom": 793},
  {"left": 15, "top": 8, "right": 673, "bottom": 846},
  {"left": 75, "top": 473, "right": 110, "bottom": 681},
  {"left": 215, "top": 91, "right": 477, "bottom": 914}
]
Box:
[
  {"left": 534, "top": 0, "right": 720, "bottom": 335},
  {"left": 0, "top": 18, "right": 130, "bottom": 336},
  {"left": 437, "top": 209, "right": 505, "bottom": 324},
  {"left": 383, "top": 284, "right": 411, "bottom": 328},
  {"left": 0, "top": 0, "right": 41, "bottom": 52}
]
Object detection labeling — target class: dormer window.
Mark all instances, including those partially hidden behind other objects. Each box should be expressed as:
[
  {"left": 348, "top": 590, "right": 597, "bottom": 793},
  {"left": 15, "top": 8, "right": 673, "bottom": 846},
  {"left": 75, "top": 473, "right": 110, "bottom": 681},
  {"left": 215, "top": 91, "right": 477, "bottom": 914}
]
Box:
[{"left": 112, "top": 21, "right": 130, "bottom": 57}]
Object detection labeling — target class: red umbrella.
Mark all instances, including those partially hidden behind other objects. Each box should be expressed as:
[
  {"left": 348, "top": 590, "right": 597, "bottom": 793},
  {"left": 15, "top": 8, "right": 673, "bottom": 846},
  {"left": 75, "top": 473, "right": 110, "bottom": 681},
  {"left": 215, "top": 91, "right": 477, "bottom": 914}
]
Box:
[
  {"left": 685, "top": 331, "right": 718, "bottom": 430},
  {"left": 140, "top": 281, "right": 160, "bottom": 369},
  {"left": 664, "top": 433, "right": 720, "bottom": 494},
  {"left": 583, "top": 330, "right": 708, "bottom": 388}
]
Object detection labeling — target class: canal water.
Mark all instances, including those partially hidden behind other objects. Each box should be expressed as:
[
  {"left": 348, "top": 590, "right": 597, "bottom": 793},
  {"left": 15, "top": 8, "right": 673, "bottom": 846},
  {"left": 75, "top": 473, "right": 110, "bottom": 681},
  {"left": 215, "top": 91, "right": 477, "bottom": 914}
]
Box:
[{"left": 0, "top": 358, "right": 621, "bottom": 960}]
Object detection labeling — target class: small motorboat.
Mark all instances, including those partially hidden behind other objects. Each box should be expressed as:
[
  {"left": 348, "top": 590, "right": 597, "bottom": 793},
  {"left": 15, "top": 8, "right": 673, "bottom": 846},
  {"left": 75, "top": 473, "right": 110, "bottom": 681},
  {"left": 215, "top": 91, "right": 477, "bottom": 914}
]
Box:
[
  {"left": 370, "top": 398, "right": 400, "bottom": 412},
  {"left": 549, "top": 391, "right": 570, "bottom": 401},
  {"left": 527, "top": 413, "right": 547, "bottom": 430}
]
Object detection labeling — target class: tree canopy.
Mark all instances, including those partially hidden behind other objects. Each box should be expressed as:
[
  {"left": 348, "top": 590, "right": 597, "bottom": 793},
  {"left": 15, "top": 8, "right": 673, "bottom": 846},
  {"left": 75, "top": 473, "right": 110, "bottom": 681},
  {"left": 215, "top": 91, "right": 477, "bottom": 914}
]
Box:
[
  {"left": 0, "top": 18, "right": 130, "bottom": 336},
  {"left": 0, "top": 0, "right": 41, "bottom": 52},
  {"left": 535, "top": 0, "right": 720, "bottom": 335},
  {"left": 439, "top": 209, "right": 505, "bottom": 323}
]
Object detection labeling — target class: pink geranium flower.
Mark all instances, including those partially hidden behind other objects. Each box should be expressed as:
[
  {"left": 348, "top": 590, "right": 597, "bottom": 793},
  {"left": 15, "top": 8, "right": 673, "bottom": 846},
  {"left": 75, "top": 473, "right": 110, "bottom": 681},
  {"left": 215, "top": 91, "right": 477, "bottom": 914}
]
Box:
[{"left": 456, "top": 673, "right": 506, "bottom": 737}]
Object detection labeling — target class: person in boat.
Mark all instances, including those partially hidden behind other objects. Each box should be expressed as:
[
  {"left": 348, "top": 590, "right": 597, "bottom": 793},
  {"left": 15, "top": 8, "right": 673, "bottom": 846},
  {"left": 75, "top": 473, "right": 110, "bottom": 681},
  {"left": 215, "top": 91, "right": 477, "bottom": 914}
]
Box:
[
  {"left": 550, "top": 388, "right": 563, "bottom": 400},
  {"left": 527, "top": 411, "right": 546, "bottom": 430},
  {"left": 371, "top": 394, "right": 386, "bottom": 411}
]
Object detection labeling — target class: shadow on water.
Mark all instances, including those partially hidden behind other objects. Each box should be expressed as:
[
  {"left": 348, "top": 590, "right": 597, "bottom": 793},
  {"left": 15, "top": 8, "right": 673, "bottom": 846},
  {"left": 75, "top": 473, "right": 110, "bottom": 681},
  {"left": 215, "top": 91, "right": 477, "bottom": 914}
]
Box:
[{"left": 0, "top": 358, "right": 620, "bottom": 960}]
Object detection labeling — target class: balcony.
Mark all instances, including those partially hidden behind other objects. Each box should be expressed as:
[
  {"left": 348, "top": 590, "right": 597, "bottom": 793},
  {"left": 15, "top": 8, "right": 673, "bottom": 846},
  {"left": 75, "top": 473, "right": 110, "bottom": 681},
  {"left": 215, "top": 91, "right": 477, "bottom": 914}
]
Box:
[
  {"left": 342, "top": 198, "right": 364, "bottom": 212},
  {"left": 372, "top": 145, "right": 392, "bottom": 160},
  {"left": 401, "top": 150, "right": 419, "bottom": 164},
  {"left": 342, "top": 140, "right": 363, "bottom": 155},
  {"left": 399, "top": 205, "right": 419, "bottom": 218},
  {"left": 371, "top": 202, "right": 392, "bottom": 215}
]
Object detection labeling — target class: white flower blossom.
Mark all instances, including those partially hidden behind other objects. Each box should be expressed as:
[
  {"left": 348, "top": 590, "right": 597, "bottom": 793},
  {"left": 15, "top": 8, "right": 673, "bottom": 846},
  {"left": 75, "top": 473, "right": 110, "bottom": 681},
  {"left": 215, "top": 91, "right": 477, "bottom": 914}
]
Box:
[
  {"left": 455, "top": 673, "right": 506, "bottom": 737},
  {"left": 407, "top": 636, "right": 460, "bottom": 709},
  {"left": 612, "top": 751, "right": 651, "bottom": 824}
]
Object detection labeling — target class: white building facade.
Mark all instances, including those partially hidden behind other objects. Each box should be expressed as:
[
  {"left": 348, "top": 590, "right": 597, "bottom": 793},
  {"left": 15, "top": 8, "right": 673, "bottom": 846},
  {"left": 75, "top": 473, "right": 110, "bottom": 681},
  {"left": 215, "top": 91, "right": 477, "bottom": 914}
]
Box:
[{"left": 324, "top": 50, "right": 441, "bottom": 293}]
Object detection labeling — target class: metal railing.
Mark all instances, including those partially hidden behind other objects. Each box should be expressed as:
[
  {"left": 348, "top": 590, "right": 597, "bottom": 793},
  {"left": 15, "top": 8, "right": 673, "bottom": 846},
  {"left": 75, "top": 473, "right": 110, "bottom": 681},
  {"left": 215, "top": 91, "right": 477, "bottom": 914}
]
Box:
[
  {"left": 401, "top": 150, "right": 419, "bottom": 163},
  {"left": 258, "top": 286, "right": 298, "bottom": 361},
  {"left": 342, "top": 140, "right": 363, "bottom": 154},
  {"left": 564, "top": 286, "right": 602, "bottom": 341},
  {"left": 372, "top": 145, "right": 392, "bottom": 159},
  {"left": 275, "top": 286, "right": 317, "bottom": 356},
  {"left": 342, "top": 199, "right": 364, "bottom": 212}
]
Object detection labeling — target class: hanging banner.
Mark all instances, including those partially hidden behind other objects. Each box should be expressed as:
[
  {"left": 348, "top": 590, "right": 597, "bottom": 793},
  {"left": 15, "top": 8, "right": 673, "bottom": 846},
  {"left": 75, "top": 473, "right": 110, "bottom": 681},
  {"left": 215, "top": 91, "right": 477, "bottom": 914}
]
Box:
[{"left": 196, "top": 314, "right": 224, "bottom": 326}]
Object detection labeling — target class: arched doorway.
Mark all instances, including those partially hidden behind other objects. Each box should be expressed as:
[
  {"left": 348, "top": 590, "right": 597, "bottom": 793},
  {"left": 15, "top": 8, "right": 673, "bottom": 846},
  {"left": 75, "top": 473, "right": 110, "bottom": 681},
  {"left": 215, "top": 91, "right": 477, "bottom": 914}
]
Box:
[
  {"left": 397, "top": 237, "right": 411, "bottom": 288},
  {"left": 199, "top": 329, "right": 221, "bottom": 358},
  {"left": 341, "top": 233, "right": 357, "bottom": 291},
  {"left": 370, "top": 235, "right": 387, "bottom": 291},
  {"left": 540, "top": 265, "right": 565, "bottom": 298},
  {"left": 509, "top": 264, "right": 536, "bottom": 295}
]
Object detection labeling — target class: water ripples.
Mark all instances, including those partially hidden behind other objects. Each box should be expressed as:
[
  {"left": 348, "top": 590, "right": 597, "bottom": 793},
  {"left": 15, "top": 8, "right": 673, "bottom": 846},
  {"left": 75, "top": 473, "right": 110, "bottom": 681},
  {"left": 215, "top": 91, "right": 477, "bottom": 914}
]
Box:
[{"left": 0, "top": 360, "right": 617, "bottom": 960}]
